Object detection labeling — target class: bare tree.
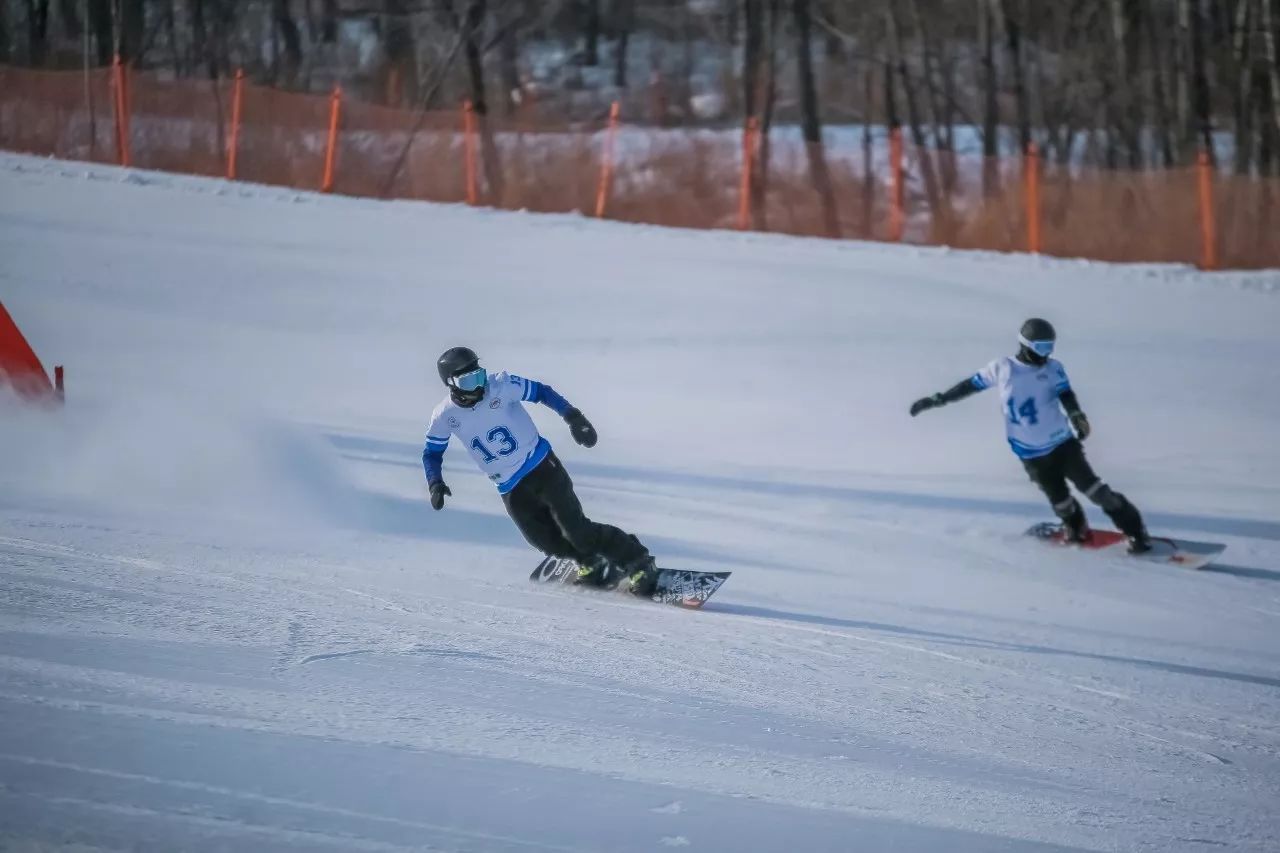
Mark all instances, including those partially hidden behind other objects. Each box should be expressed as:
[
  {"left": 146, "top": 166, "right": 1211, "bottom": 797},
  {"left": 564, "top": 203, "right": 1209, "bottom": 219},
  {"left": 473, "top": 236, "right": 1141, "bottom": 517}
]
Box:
[
  {"left": 272, "top": 0, "right": 303, "bottom": 84},
  {"left": 998, "top": 0, "right": 1031, "bottom": 156},
  {"left": 754, "top": 0, "right": 780, "bottom": 231},
  {"left": 1143, "top": 0, "right": 1178, "bottom": 166},
  {"left": 58, "top": 0, "right": 82, "bottom": 39},
  {"left": 88, "top": 0, "right": 110, "bottom": 64},
  {"left": 1228, "top": 0, "right": 1255, "bottom": 173},
  {"left": 380, "top": 0, "right": 416, "bottom": 104},
  {"left": 614, "top": 0, "right": 634, "bottom": 87},
  {"left": 1107, "top": 0, "right": 1143, "bottom": 168},
  {"left": 795, "top": 0, "right": 839, "bottom": 236},
  {"left": 886, "top": 0, "right": 948, "bottom": 234},
  {"left": 0, "top": 2, "right": 10, "bottom": 62},
  {"left": 117, "top": 0, "right": 144, "bottom": 62},
  {"left": 455, "top": 0, "right": 504, "bottom": 203},
  {"left": 1263, "top": 0, "right": 1280, "bottom": 171},
  {"left": 979, "top": 0, "right": 1000, "bottom": 194},
  {"left": 862, "top": 64, "right": 875, "bottom": 236},
  {"left": 24, "top": 0, "right": 51, "bottom": 65},
  {"left": 583, "top": 0, "right": 599, "bottom": 65},
  {"left": 742, "top": 0, "right": 763, "bottom": 119},
  {"left": 1189, "top": 0, "right": 1215, "bottom": 161}
]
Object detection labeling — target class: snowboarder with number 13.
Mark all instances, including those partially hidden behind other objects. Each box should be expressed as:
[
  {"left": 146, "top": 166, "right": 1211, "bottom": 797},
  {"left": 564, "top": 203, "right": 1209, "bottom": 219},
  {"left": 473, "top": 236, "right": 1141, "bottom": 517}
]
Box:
[{"left": 423, "top": 347, "right": 660, "bottom": 594}]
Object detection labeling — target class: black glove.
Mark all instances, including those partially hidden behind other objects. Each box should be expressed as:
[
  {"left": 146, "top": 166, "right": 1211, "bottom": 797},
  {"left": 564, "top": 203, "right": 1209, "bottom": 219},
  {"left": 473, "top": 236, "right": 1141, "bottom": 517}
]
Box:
[
  {"left": 1069, "top": 410, "right": 1091, "bottom": 440},
  {"left": 429, "top": 481, "right": 451, "bottom": 511},
  {"left": 910, "top": 394, "right": 944, "bottom": 417},
  {"left": 564, "top": 408, "right": 597, "bottom": 448}
]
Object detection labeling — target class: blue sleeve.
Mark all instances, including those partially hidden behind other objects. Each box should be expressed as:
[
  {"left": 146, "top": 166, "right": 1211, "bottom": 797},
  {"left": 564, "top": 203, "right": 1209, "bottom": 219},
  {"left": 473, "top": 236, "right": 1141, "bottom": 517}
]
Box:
[
  {"left": 423, "top": 431, "right": 449, "bottom": 485},
  {"left": 522, "top": 378, "right": 573, "bottom": 416},
  {"left": 969, "top": 374, "right": 988, "bottom": 390},
  {"left": 423, "top": 447, "right": 445, "bottom": 485}
]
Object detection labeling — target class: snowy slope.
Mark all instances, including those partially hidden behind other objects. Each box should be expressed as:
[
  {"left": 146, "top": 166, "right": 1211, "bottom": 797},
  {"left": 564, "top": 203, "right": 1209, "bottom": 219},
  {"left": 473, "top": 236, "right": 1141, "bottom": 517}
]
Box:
[{"left": 1, "top": 152, "right": 1278, "bottom": 852}]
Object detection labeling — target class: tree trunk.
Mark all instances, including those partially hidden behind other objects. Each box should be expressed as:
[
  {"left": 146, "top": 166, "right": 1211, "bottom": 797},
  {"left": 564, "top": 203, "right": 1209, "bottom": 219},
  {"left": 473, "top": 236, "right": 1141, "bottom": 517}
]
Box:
[
  {"left": 998, "top": 0, "right": 1031, "bottom": 156},
  {"left": 1232, "top": 0, "right": 1258, "bottom": 175},
  {"left": 87, "top": 0, "right": 110, "bottom": 64},
  {"left": 118, "top": 0, "right": 144, "bottom": 64},
  {"left": 862, "top": 65, "right": 874, "bottom": 236},
  {"left": 499, "top": 14, "right": 519, "bottom": 114},
  {"left": 614, "top": 0, "right": 633, "bottom": 87},
  {"left": 742, "top": 0, "right": 763, "bottom": 120},
  {"left": 382, "top": 0, "right": 416, "bottom": 105},
  {"left": 1190, "top": 0, "right": 1216, "bottom": 163},
  {"left": 24, "top": 0, "right": 50, "bottom": 65},
  {"left": 462, "top": 0, "right": 504, "bottom": 204},
  {"left": 883, "top": 52, "right": 899, "bottom": 130},
  {"left": 58, "top": 0, "right": 82, "bottom": 38},
  {"left": 794, "top": 0, "right": 839, "bottom": 237},
  {"left": 905, "top": 0, "right": 944, "bottom": 147},
  {"left": 321, "top": 0, "right": 337, "bottom": 42},
  {"left": 979, "top": 0, "right": 1000, "bottom": 195},
  {"left": 0, "top": 1, "right": 8, "bottom": 62},
  {"left": 887, "top": 1, "right": 949, "bottom": 237},
  {"left": 753, "top": 0, "right": 779, "bottom": 231},
  {"left": 1107, "top": 0, "right": 1143, "bottom": 168},
  {"left": 907, "top": 0, "right": 956, "bottom": 193},
  {"left": 163, "top": 0, "right": 181, "bottom": 76},
  {"left": 1143, "top": 0, "right": 1178, "bottom": 166},
  {"left": 192, "top": 0, "right": 215, "bottom": 78},
  {"left": 274, "top": 0, "right": 303, "bottom": 85},
  {"left": 584, "top": 0, "right": 600, "bottom": 66},
  {"left": 1263, "top": 0, "right": 1280, "bottom": 166}
]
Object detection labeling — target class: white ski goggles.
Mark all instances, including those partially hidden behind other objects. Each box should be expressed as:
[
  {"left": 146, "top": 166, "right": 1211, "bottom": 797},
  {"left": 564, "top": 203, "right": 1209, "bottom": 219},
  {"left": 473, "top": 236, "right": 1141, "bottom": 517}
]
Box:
[
  {"left": 1019, "top": 335, "right": 1055, "bottom": 357},
  {"left": 449, "top": 367, "right": 487, "bottom": 392}
]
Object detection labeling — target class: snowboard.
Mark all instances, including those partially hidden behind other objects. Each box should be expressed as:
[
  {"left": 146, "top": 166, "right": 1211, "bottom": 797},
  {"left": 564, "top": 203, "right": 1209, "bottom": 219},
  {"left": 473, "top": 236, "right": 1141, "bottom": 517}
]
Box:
[
  {"left": 1025, "top": 522, "right": 1226, "bottom": 570},
  {"left": 529, "top": 556, "right": 731, "bottom": 609}
]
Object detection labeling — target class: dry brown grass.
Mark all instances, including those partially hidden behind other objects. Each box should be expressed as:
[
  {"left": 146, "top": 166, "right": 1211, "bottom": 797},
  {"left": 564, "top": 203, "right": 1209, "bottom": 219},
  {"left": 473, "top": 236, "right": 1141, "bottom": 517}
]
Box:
[{"left": 3, "top": 66, "right": 1277, "bottom": 269}]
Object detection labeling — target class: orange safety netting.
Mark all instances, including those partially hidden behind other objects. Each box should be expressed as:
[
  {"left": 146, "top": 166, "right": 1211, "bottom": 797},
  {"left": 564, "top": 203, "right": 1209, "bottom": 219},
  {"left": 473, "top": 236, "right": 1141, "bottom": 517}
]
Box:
[{"left": 1, "top": 64, "right": 1277, "bottom": 270}]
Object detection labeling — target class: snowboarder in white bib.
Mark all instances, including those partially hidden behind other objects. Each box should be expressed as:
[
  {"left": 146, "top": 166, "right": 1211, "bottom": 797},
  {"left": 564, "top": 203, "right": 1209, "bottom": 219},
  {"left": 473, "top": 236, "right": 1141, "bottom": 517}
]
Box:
[
  {"left": 424, "top": 347, "right": 660, "bottom": 594},
  {"left": 909, "top": 319, "right": 1152, "bottom": 554}
]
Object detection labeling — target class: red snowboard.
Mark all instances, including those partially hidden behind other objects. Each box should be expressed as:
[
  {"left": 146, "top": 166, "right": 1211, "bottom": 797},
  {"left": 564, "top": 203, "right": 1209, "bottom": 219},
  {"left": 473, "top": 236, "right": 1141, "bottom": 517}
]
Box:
[{"left": 1026, "top": 522, "right": 1226, "bottom": 570}]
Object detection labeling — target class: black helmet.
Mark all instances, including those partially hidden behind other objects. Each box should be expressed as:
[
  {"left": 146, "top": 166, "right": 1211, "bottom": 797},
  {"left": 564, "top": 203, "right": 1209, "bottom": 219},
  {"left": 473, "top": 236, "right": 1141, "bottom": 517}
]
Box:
[
  {"left": 437, "top": 346, "right": 487, "bottom": 407},
  {"left": 1018, "top": 318, "right": 1056, "bottom": 365}
]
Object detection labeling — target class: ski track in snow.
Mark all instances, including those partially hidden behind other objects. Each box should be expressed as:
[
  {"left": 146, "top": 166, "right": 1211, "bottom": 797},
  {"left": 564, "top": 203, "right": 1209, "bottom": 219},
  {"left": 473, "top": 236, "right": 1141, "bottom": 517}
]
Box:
[{"left": 1, "top": 153, "right": 1279, "bottom": 852}]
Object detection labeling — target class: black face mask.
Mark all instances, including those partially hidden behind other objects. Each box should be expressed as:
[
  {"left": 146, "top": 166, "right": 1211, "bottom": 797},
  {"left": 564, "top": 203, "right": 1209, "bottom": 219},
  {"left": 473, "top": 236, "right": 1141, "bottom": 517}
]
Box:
[
  {"left": 449, "top": 385, "right": 485, "bottom": 408},
  {"left": 1018, "top": 345, "right": 1049, "bottom": 366}
]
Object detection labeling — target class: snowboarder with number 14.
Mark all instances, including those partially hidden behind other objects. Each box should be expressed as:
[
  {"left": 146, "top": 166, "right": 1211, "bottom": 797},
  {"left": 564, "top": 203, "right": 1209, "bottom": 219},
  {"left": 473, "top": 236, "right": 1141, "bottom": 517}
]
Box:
[
  {"left": 423, "top": 347, "right": 660, "bottom": 594},
  {"left": 909, "top": 318, "right": 1152, "bottom": 554}
]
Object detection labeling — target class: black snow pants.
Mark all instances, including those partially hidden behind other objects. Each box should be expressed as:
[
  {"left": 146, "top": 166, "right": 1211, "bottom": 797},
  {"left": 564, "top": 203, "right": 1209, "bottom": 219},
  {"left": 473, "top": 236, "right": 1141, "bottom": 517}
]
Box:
[
  {"left": 502, "top": 451, "right": 650, "bottom": 568},
  {"left": 1022, "top": 439, "right": 1146, "bottom": 539}
]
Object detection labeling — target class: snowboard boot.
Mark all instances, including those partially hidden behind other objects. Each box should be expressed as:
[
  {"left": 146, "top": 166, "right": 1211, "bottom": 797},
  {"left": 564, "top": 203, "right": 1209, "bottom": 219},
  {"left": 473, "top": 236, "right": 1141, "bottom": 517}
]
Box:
[
  {"left": 624, "top": 555, "right": 660, "bottom": 598},
  {"left": 1102, "top": 492, "right": 1151, "bottom": 554},
  {"left": 1127, "top": 534, "right": 1153, "bottom": 555},
  {"left": 573, "top": 555, "right": 613, "bottom": 587},
  {"left": 1055, "top": 498, "right": 1090, "bottom": 544}
]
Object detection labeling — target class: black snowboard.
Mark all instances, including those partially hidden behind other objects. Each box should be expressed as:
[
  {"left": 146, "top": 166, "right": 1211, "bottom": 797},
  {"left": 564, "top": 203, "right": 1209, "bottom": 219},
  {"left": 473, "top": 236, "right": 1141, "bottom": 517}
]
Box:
[{"left": 529, "top": 556, "right": 731, "bottom": 609}]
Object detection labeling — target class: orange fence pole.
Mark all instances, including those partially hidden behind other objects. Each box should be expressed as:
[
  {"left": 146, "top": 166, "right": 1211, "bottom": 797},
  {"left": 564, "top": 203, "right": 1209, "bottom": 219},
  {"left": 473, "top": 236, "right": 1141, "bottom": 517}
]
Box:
[
  {"left": 1197, "top": 149, "right": 1218, "bottom": 271},
  {"left": 111, "top": 55, "right": 131, "bottom": 167},
  {"left": 321, "top": 85, "right": 342, "bottom": 193},
  {"left": 1024, "top": 141, "right": 1042, "bottom": 254},
  {"left": 594, "top": 100, "right": 621, "bottom": 218},
  {"left": 888, "top": 126, "right": 904, "bottom": 242},
  {"left": 226, "top": 68, "right": 244, "bottom": 180},
  {"left": 462, "top": 100, "right": 478, "bottom": 206},
  {"left": 737, "top": 116, "right": 758, "bottom": 230}
]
